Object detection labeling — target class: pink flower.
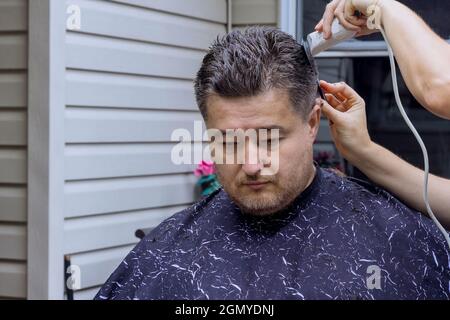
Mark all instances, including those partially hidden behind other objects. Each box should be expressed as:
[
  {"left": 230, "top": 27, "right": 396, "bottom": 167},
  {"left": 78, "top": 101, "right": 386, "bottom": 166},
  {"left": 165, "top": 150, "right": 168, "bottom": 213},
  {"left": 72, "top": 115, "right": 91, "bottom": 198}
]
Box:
[{"left": 194, "top": 160, "right": 215, "bottom": 176}]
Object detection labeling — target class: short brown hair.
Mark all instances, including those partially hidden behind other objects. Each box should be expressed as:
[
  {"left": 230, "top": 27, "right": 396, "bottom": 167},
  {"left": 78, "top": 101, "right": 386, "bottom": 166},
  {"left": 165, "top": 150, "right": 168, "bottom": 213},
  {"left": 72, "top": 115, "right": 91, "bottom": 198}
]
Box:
[{"left": 194, "top": 26, "right": 317, "bottom": 121}]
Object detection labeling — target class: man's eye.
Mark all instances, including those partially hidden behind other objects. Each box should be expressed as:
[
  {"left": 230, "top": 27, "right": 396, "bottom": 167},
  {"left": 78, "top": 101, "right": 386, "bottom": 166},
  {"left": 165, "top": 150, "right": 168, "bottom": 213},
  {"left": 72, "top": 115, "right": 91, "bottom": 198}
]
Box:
[{"left": 259, "top": 138, "right": 282, "bottom": 146}]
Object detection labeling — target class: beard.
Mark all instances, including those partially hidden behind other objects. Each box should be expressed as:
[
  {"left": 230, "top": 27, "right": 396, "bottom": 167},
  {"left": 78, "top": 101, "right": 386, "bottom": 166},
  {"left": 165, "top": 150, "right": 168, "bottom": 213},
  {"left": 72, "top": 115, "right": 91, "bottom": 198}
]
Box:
[
  {"left": 229, "top": 187, "right": 299, "bottom": 216},
  {"left": 216, "top": 166, "right": 315, "bottom": 217}
]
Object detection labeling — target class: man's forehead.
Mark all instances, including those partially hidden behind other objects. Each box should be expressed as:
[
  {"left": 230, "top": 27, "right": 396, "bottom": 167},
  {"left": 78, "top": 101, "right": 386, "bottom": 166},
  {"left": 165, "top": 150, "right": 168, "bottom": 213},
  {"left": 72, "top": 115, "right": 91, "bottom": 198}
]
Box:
[{"left": 205, "top": 89, "right": 300, "bottom": 130}]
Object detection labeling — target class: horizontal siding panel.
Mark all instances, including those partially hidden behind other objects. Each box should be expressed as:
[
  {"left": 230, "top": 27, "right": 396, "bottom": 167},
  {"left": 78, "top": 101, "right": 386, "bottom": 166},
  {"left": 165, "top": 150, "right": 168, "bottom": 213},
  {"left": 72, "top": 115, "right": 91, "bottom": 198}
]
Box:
[
  {"left": 0, "top": 186, "right": 26, "bottom": 222},
  {"left": 66, "top": 70, "right": 197, "bottom": 111},
  {"left": 64, "top": 174, "right": 197, "bottom": 218},
  {"left": 0, "top": 261, "right": 26, "bottom": 298},
  {"left": 0, "top": 148, "right": 27, "bottom": 184},
  {"left": 67, "top": 0, "right": 225, "bottom": 51},
  {"left": 66, "top": 32, "right": 204, "bottom": 79},
  {"left": 65, "top": 143, "right": 196, "bottom": 180},
  {"left": 232, "top": 0, "right": 278, "bottom": 25},
  {"left": 65, "top": 107, "right": 204, "bottom": 143},
  {"left": 59, "top": 0, "right": 228, "bottom": 301},
  {"left": 0, "top": 73, "right": 27, "bottom": 108},
  {"left": 64, "top": 205, "right": 186, "bottom": 253},
  {"left": 0, "top": 0, "right": 27, "bottom": 301},
  {"left": 0, "top": 0, "right": 27, "bottom": 31},
  {"left": 0, "top": 110, "right": 27, "bottom": 145},
  {"left": 111, "top": 0, "right": 227, "bottom": 23},
  {"left": 69, "top": 244, "right": 134, "bottom": 289},
  {"left": 0, "top": 34, "right": 27, "bottom": 70},
  {"left": 0, "top": 224, "right": 26, "bottom": 260}
]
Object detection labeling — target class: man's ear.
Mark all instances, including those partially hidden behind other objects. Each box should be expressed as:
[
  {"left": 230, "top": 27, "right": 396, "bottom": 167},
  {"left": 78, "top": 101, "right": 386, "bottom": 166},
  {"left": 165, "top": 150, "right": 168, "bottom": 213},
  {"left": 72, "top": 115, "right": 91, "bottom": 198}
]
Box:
[{"left": 307, "top": 104, "right": 321, "bottom": 141}]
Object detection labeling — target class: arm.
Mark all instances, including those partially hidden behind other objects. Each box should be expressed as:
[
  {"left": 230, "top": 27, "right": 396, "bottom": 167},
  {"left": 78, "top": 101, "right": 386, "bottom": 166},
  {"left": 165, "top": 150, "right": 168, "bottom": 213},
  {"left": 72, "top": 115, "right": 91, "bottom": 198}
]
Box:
[
  {"left": 316, "top": 80, "right": 450, "bottom": 229},
  {"left": 346, "top": 140, "right": 450, "bottom": 230},
  {"left": 379, "top": 0, "right": 450, "bottom": 119},
  {"left": 316, "top": 0, "right": 450, "bottom": 119}
]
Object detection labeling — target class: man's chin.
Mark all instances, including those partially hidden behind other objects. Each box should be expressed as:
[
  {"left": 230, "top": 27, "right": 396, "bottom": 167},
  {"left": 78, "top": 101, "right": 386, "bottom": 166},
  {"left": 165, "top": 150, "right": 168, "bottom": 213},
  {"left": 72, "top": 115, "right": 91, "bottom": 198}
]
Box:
[
  {"left": 224, "top": 183, "right": 301, "bottom": 217},
  {"left": 234, "top": 196, "right": 287, "bottom": 217}
]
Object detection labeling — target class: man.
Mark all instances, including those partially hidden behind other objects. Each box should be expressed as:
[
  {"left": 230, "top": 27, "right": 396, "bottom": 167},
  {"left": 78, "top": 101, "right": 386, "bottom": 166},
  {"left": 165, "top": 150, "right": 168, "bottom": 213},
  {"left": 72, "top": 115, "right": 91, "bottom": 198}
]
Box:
[{"left": 95, "top": 27, "right": 449, "bottom": 300}]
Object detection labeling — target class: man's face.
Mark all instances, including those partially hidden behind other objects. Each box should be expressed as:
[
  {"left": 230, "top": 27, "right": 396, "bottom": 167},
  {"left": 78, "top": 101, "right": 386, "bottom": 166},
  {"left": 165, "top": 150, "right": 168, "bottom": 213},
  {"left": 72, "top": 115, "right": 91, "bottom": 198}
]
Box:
[{"left": 206, "top": 88, "right": 321, "bottom": 216}]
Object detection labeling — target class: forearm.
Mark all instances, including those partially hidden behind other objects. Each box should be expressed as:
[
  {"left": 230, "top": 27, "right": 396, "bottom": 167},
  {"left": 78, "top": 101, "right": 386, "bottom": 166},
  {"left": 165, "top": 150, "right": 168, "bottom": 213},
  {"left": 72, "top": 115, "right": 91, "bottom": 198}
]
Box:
[
  {"left": 379, "top": 0, "right": 450, "bottom": 119},
  {"left": 345, "top": 141, "right": 450, "bottom": 229}
]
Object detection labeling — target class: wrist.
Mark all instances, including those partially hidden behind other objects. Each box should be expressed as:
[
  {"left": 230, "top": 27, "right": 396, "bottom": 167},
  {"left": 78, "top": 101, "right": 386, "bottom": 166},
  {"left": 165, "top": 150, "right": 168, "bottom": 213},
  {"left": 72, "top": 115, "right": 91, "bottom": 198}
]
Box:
[{"left": 341, "top": 139, "right": 377, "bottom": 167}]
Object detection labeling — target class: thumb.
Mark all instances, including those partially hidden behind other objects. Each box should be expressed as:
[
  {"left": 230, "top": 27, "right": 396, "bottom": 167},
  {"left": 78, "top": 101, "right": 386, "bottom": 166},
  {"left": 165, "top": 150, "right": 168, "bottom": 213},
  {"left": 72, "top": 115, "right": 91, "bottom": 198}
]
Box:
[{"left": 320, "top": 98, "right": 344, "bottom": 125}]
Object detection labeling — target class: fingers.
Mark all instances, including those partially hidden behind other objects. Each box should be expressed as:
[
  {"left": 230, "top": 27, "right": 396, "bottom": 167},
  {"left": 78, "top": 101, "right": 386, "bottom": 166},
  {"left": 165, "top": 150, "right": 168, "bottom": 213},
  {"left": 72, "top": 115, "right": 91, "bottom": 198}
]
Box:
[
  {"left": 317, "top": 98, "right": 344, "bottom": 125},
  {"left": 325, "top": 93, "right": 347, "bottom": 112},
  {"left": 335, "top": 0, "right": 361, "bottom": 32},
  {"left": 347, "top": 16, "right": 368, "bottom": 27},
  {"left": 314, "top": 19, "right": 324, "bottom": 32},
  {"left": 344, "top": 1, "right": 368, "bottom": 26},
  {"left": 319, "top": 80, "right": 361, "bottom": 102},
  {"left": 319, "top": 0, "right": 368, "bottom": 39},
  {"left": 344, "top": 0, "right": 356, "bottom": 19},
  {"left": 322, "top": 0, "right": 339, "bottom": 39}
]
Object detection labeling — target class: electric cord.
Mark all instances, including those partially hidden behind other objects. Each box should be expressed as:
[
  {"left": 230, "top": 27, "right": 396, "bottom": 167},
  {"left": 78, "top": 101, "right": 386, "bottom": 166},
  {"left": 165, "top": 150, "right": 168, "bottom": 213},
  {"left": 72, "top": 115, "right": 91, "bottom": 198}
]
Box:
[{"left": 379, "top": 26, "right": 450, "bottom": 250}]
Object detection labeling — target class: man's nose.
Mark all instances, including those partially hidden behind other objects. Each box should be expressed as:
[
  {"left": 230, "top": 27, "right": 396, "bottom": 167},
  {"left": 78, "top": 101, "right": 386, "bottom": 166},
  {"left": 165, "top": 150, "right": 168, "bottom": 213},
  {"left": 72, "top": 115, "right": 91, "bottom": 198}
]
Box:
[
  {"left": 242, "top": 162, "right": 263, "bottom": 176},
  {"left": 241, "top": 141, "right": 263, "bottom": 175}
]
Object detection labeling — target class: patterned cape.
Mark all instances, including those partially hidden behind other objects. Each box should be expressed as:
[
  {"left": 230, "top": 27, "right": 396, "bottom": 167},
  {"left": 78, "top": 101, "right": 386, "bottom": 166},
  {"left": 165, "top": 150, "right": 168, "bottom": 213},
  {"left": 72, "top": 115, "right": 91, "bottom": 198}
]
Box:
[{"left": 95, "top": 166, "right": 450, "bottom": 300}]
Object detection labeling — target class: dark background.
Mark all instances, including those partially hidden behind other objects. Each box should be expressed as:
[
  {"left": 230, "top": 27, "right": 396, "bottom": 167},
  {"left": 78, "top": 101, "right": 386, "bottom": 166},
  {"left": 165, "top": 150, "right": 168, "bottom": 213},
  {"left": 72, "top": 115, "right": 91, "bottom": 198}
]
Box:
[{"left": 301, "top": 0, "right": 450, "bottom": 178}]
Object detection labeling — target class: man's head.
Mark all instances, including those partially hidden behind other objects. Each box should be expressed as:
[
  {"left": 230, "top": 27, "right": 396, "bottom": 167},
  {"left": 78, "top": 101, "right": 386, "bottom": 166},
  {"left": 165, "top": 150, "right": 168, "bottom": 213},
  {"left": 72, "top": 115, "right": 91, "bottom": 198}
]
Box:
[{"left": 194, "top": 27, "right": 321, "bottom": 216}]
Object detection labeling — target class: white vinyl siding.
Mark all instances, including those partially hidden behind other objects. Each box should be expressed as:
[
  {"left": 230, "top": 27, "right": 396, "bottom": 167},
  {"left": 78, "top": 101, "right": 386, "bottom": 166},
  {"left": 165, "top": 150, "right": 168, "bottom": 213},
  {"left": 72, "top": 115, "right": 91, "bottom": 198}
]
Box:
[
  {"left": 1, "top": 0, "right": 316, "bottom": 300},
  {"left": 63, "top": 0, "right": 227, "bottom": 300},
  {"left": 232, "top": 0, "right": 278, "bottom": 30}
]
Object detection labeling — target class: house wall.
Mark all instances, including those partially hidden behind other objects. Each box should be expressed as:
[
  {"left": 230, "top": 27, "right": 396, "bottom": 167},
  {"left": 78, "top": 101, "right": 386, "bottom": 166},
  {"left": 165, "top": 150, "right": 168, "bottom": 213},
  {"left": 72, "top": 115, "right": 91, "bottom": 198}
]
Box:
[
  {"left": 0, "top": 0, "right": 335, "bottom": 300},
  {"left": 62, "top": 0, "right": 227, "bottom": 299},
  {"left": 0, "top": 0, "right": 28, "bottom": 299},
  {"left": 232, "top": 0, "right": 279, "bottom": 30}
]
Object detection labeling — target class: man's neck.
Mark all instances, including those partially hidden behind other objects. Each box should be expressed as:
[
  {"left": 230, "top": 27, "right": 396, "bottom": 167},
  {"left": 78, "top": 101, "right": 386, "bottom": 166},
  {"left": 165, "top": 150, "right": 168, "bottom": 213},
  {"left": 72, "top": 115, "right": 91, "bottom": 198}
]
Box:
[{"left": 304, "top": 163, "right": 317, "bottom": 191}]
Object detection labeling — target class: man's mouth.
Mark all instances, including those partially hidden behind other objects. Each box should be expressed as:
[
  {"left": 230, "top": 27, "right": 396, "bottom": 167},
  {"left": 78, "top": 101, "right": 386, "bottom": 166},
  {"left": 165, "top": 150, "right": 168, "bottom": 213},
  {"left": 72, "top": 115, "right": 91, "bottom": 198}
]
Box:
[{"left": 243, "top": 181, "right": 270, "bottom": 190}]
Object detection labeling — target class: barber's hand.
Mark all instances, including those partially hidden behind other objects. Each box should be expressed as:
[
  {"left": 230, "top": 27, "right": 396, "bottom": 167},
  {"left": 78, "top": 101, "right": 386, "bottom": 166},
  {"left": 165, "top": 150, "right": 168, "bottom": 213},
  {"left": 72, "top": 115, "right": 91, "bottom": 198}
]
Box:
[
  {"left": 315, "top": 80, "right": 372, "bottom": 160},
  {"left": 315, "top": 0, "right": 384, "bottom": 39}
]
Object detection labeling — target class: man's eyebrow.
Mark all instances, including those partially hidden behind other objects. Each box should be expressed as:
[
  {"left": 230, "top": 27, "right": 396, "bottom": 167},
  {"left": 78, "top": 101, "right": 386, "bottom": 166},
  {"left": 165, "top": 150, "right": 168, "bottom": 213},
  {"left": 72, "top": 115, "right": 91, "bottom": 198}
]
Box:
[{"left": 218, "top": 126, "right": 286, "bottom": 135}]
